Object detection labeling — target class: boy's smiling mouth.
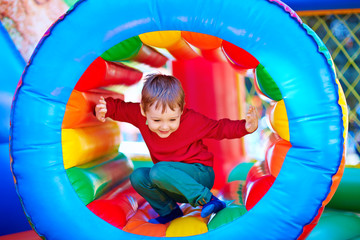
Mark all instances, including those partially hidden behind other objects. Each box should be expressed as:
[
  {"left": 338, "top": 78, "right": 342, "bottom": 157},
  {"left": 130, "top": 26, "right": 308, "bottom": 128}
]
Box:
[{"left": 159, "top": 130, "right": 170, "bottom": 135}]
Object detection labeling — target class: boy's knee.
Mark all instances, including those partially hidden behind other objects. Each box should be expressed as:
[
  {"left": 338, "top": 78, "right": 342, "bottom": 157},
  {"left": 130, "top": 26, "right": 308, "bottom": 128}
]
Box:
[
  {"left": 149, "top": 162, "right": 170, "bottom": 185},
  {"left": 130, "top": 168, "right": 151, "bottom": 188}
]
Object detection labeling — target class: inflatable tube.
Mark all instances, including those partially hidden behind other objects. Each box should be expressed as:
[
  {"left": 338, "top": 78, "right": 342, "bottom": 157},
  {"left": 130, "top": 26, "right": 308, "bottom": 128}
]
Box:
[{"left": 10, "top": 0, "right": 347, "bottom": 239}]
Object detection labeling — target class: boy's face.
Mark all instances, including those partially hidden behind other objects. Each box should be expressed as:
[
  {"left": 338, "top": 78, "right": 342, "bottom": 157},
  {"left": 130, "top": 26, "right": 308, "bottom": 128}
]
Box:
[{"left": 141, "top": 103, "right": 182, "bottom": 138}]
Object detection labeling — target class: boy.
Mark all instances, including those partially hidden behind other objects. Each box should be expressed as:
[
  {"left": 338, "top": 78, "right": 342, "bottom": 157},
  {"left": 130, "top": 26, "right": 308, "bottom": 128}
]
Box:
[{"left": 95, "top": 73, "right": 258, "bottom": 224}]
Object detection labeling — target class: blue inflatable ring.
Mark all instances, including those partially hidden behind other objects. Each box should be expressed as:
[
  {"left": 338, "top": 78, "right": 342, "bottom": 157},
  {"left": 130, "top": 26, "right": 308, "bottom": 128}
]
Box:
[{"left": 10, "top": 0, "right": 347, "bottom": 239}]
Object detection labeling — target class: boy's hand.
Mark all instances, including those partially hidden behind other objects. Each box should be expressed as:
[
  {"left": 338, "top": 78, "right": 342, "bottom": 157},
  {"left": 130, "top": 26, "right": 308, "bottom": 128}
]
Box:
[
  {"left": 245, "top": 106, "right": 258, "bottom": 133},
  {"left": 95, "top": 96, "right": 107, "bottom": 122}
]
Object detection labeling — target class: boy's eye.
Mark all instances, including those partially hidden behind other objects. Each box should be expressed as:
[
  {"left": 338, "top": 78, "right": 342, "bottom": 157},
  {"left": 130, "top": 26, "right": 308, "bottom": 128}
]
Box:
[
  {"left": 170, "top": 119, "right": 177, "bottom": 122},
  {"left": 153, "top": 120, "right": 160, "bottom": 122}
]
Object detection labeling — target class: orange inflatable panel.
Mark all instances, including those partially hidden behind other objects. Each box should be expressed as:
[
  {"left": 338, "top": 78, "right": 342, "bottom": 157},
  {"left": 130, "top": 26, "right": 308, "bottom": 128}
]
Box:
[
  {"left": 181, "top": 31, "right": 222, "bottom": 50},
  {"left": 62, "top": 89, "right": 123, "bottom": 129},
  {"left": 75, "top": 57, "right": 143, "bottom": 91},
  {"left": 200, "top": 48, "right": 227, "bottom": 62},
  {"left": 123, "top": 202, "right": 168, "bottom": 237},
  {"left": 265, "top": 138, "right": 292, "bottom": 178}
]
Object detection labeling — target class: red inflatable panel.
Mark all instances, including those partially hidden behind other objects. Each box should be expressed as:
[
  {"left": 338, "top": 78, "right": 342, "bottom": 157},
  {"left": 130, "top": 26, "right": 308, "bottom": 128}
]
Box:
[
  {"left": 298, "top": 206, "right": 325, "bottom": 240},
  {"left": 173, "top": 57, "right": 245, "bottom": 190},
  {"left": 242, "top": 161, "right": 270, "bottom": 205},
  {"left": 222, "top": 40, "right": 259, "bottom": 70},
  {"left": 244, "top": 174, "right": 275, "bottom": 210},
  {"left": 75, "top": 57, "right": 143, "bottom": 91},
  {"left": 87, "top": 180, "right": 145, "bottom": 229},
  {"left": 0, "top": 230, "right": 42, "bottom": 240},
  {"left": 133, "top": 45, "right": 168, "bottom": 68}
]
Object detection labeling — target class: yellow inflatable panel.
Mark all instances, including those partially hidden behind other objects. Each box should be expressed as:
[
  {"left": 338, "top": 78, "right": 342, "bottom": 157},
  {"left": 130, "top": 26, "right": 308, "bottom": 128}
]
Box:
[
  {"left": 336, "top": 78, "right": 348, "bottom": 139},
  {"left": 139, "top": 31, "right": 182, "bottom": 48},
  {"left": 62, "top": 122, "right": 121, "bottom": 169},
  {"left": 269, "top": 100, "right": 290, "bottom": 141},
  {"left": 139, "top": 31, "right": 198, "bottom": 60},
  {"left": 165, "top": 216, "right": 208, "bottom": 237},
  {"left": 165, "top": 205, "right": 209, "bottom": 237}
]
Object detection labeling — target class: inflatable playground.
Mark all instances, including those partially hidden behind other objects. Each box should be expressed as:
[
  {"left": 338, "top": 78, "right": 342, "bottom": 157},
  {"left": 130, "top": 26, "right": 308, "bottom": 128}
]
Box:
[{"left": 1, "top": 0, "right": 360, "bottom": 239}]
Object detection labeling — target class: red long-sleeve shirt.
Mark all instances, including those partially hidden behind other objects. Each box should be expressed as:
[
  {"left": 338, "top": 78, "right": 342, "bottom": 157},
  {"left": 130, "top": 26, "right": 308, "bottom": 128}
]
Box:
[{"left": 105, "top": 97, "right": 250, "bottom": 167}]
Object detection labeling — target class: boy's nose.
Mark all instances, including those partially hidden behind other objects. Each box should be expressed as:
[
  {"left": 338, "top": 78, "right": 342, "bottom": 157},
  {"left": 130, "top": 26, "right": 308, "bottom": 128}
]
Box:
[{"left": 160, "top": 123, "right": 170, "bottom": 130}]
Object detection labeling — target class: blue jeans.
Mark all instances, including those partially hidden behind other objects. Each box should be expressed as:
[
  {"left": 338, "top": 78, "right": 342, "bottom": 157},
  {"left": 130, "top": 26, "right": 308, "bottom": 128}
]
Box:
[{"left": 130, "top": 161, "right": 215, "bottom": 216}]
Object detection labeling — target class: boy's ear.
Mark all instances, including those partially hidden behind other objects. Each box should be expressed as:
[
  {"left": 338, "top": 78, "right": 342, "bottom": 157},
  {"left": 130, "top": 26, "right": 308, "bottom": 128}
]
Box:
[
  {"left": 181, "top": 102, "right": 186, "bottom": 114},
  {"left": 140, "top": 104, "right": 146, "bottom": 117}
]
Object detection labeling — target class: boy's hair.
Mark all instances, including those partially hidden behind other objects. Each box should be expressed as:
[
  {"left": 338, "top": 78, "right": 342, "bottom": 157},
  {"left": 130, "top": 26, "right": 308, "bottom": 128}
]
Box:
[{"left": 141, "top": 73, "right": 185, "bottom": 113}]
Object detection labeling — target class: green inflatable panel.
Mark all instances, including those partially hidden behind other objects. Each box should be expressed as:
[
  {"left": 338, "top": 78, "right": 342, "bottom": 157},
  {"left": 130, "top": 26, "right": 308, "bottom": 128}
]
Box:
[
  {"left": 66, "top": 153, "right": 133, "bottom": 205},
  {"left": 101, "top": 36, "right": 142, "bottom": 62},
  {"left": 227, "top": 162, "right": 254, "bottom": 182},
  {"left": 207, "top": 205, "right": 247, "bottom": 231},
  {"left": 327, "top": 167, "right": 360, "bottom": 213},
  {"left": 307, "top": 210, "right": 360, "bottom": 240},
  {"left": 255, "top": 63, "right": 282, "bottom": 101}
]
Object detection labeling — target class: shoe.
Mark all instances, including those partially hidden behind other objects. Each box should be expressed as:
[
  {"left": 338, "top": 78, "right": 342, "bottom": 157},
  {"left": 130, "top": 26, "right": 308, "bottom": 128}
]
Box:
[
  {"left": 201, "top": 195, "right": 226, "bottom": 218},
  {"left": 149, "top": 205, "right": 183, "bottom": 224}
]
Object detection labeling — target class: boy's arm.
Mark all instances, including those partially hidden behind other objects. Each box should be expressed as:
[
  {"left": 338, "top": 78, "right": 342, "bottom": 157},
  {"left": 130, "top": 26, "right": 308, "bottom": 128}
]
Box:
[
  {"left": 102, "top": 97, "right": 142, "bottom": 125},
  {"left": 198, "top": 106, "right": 258, "bottom": 140},
  {"left": 204, "top": 118, "right": 249, "bottom": 139},
  {"left": 104, "top": 97, "right": 120, "bottom": 120}
]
